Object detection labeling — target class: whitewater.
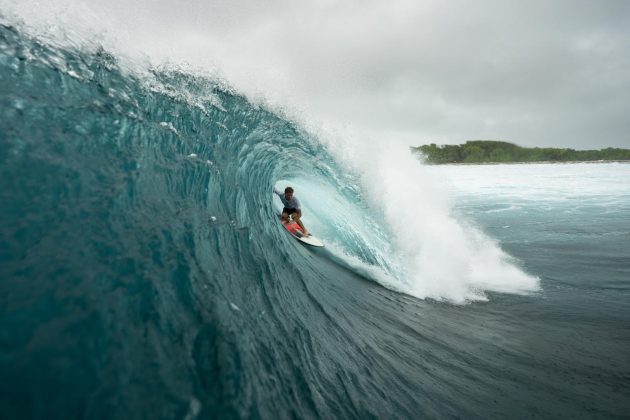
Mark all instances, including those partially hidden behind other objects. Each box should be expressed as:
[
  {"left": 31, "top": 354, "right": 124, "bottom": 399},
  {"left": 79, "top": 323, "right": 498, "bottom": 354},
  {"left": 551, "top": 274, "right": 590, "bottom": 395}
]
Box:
[{"left": 1, "top": 10, "right": 629, "bottom": 420}]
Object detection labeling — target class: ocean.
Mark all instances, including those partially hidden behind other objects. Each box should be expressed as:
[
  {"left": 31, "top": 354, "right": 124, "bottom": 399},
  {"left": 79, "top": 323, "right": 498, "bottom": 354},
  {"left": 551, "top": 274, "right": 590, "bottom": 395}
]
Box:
[{"left": 1, "top": 22, "right": 629, "bottom": 419}]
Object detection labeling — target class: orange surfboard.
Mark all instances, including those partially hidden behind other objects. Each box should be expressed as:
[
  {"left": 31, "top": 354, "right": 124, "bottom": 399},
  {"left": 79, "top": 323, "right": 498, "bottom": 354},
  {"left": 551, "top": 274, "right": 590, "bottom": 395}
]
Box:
[{"left": 280, "top": 219, "right": 324, "bottom": 247}]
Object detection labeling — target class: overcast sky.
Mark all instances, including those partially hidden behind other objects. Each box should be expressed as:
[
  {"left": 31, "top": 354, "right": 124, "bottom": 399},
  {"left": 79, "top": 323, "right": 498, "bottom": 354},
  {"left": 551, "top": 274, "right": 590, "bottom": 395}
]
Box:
[{"left": 6, "top": 0, "right": 630, "bottom": 149}]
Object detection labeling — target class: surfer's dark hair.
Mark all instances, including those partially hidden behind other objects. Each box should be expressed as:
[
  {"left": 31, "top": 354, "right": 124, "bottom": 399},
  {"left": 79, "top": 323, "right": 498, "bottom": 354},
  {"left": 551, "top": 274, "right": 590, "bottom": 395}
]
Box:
[{"left": 285, "top": 187, "right": 294, "bottom": 194}]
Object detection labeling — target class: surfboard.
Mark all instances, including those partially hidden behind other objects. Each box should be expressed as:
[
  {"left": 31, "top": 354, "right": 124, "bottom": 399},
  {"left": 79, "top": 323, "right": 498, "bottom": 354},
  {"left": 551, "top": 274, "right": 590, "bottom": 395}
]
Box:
[{"left": 280, "top": 219, "right": 324, "bottom": 247}]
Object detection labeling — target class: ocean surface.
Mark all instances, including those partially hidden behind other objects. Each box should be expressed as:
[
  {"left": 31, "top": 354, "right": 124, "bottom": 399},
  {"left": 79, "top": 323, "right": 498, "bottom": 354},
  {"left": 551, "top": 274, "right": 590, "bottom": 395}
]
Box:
[{"left": 1, "top": 23, "right": 630, "bottom": 419}]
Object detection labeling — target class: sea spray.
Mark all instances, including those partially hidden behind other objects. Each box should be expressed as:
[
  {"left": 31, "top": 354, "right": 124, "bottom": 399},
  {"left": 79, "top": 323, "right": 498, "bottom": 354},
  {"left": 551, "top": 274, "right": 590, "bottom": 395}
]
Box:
[{"left": 318, "top": 129, "right": 540, "bottom": 302}]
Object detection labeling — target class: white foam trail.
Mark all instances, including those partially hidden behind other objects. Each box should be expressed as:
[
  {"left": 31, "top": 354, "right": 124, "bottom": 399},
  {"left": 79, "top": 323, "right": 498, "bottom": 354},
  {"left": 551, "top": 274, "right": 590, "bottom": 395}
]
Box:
[{"left": 320, "top": 130, "right": 540, "bottom": 303}]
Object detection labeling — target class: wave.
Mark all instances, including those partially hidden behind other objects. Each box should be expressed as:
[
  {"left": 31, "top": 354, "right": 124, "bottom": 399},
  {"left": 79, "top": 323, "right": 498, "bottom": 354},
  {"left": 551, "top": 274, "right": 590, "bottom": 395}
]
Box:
[
  {"left": 0, "top": 15, "right": 540, "bottom": 302},
  {"left": 0, "top": 20, "right": 544, "bottom": 418}
]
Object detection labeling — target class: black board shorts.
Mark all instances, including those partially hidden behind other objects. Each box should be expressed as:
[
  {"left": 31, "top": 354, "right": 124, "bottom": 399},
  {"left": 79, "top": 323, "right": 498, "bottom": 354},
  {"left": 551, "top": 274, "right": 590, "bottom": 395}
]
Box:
[{"left": 282, "top": 207, "right": 299, "bottom": 216}]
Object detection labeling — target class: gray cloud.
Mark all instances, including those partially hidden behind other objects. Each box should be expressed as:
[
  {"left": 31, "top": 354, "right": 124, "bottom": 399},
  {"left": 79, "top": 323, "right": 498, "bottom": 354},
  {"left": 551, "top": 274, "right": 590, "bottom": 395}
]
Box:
[{"left": 6, "top": 0, "right": 630, "bottom": 148}]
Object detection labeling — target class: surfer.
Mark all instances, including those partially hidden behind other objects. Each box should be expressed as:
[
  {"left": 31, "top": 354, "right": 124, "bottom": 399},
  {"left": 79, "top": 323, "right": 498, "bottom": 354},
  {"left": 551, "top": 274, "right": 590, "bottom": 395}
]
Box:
[{"left": 274, "top": 186, "right": 309, "bottom": 236}]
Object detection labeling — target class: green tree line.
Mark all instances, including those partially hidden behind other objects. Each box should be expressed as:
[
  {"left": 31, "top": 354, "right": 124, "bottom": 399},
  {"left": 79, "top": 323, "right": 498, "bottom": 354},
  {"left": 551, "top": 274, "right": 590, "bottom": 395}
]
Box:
[{"left": 412, "top": 141, "right": 630, "bottom": 164}]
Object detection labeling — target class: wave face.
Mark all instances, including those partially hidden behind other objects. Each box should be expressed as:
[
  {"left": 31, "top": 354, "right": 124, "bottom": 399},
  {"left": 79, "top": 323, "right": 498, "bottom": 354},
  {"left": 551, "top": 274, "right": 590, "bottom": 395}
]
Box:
[
  {"left": 2, "top": 24, "right": 628, "bottom": 420},
  {"left": 0, "top": 23, "right": 355, "bottom": 418},
  {"left": 1, "top": 24, "right": 429, "bottom": 418}
]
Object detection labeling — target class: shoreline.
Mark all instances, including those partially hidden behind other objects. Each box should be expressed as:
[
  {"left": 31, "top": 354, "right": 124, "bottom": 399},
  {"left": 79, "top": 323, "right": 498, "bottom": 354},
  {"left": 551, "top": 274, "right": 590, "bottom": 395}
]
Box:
[
  {"left": 423, "top": 160, "right": 630, "bottom": 166},
  {"left": 414, "top": 141, "right": 630, "bottom": 165}
]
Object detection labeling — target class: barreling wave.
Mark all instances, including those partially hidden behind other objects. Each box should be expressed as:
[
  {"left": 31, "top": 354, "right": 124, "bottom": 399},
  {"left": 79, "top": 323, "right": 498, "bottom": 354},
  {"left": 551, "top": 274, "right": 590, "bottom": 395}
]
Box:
[
  {"left": 0, "top": 23, "right": 405, "bottom": 418},
  {"left": 0, "top": 23, "right": 542, "bottom": 419}
]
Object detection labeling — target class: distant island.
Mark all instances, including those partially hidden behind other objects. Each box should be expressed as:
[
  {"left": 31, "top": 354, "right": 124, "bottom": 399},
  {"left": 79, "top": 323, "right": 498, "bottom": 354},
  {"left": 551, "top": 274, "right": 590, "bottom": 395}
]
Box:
[{"left": 412, "top": 140, "right": 630, "bottom": 164}]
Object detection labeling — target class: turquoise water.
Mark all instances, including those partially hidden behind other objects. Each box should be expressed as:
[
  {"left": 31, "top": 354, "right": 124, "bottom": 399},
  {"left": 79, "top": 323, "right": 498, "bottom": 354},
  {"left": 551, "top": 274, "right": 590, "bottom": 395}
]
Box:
[{"left": 1, "top": 24, "right": 629, "bottom": 419}]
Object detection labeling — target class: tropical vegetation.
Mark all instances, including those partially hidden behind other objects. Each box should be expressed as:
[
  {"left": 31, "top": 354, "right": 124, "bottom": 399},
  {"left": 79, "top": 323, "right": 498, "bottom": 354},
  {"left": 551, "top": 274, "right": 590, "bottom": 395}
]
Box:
[{"left": 413, "top": 141, "right": 630, "bottom": 164}]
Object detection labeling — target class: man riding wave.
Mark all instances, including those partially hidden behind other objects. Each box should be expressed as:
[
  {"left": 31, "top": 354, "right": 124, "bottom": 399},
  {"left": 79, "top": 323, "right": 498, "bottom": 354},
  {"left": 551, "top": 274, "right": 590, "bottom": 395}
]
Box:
[{"left": 274, "top": 186, "right": 309, "bottom": 236}]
